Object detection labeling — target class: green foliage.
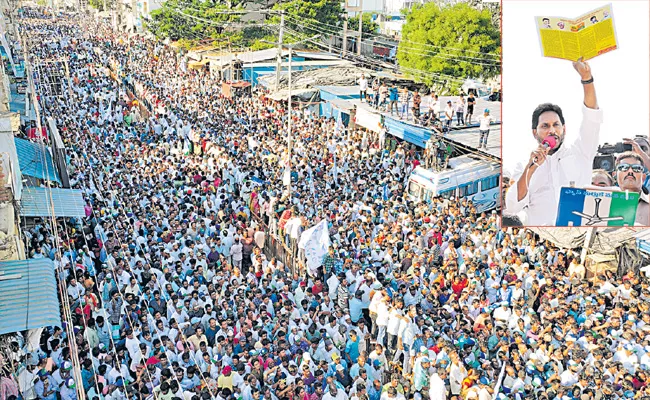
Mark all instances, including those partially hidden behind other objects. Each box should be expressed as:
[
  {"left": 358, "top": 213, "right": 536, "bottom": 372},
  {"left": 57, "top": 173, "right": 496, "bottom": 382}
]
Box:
[
  {"left": 148, "top": 0, "right": 281, "bottom": 50},
  {"left": 88, "top": 0, "right": 111, "bottom": 11},
  {"left": 348, "top": 13, "right": 379, "bottom": 35},
  {"left": 147, "top": 0, "right": 346, "bottom": 51},
  {"left": 397, "top": 2, "right": 500, "bottom": 93},
  {"left": 148, "top": 0, "right": 241, "bottom": 41},
  {"left": 270, "top": 0, "right": 345, "bottom": 37}
]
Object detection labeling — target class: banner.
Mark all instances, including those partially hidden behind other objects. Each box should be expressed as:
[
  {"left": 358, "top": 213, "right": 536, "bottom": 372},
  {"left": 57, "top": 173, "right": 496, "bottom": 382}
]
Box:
[
  {"left": 555, "top": 187, "right": 639, "bottom": 226},
  {"left": 298, "top": 220, "right": 331, "bottom": 276},
  {"left": 535, "top": 4, "right": 618, "bottom": 61}
]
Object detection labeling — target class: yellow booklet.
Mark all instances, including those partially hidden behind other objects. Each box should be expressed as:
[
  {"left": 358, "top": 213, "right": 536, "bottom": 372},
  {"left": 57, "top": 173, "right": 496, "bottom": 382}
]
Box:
[{"left": 535, "top": 4, "right": 618, "bottom": 61}]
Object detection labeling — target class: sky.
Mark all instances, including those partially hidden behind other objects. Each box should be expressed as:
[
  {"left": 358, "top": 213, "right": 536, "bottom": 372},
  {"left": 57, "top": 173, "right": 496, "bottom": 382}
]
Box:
[{"left": 502, "top": 0, "right": 650, "bottom": 171}]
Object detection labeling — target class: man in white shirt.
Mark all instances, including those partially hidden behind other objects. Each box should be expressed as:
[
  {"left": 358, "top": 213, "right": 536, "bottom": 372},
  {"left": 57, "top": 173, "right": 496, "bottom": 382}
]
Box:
[
  {"left": 429, "top": 369, "right": 448, "bottom": 400},
  {"left": 359, "top": 74, "right": 369, "bottom": 103},
  {"left": 444, "top": 101, "right": 454, "bottom": 130},
  {"left": 477, "top": 109, "right": 495, "bottom": 150},
  {"left": 504, "top": 58, "right": 603, "bottom": 225}
]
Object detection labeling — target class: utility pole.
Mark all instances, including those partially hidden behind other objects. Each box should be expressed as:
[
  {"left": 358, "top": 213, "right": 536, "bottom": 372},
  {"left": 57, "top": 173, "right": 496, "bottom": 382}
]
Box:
[
  {"left": 131, "top": 0, "right": 137, "bottom": 32},
  {"left": 275, "top": 11, "right": 284, "bottom": 92},
  {"left": 357, "top": 3, "right": 363, "bottom": 56},
  {"left": 262, "top": 34, "right": 319, "bottom": 200},
  {"left": 342, "top": 17, "right": 348, "bottom": 57},
  {"left": 20, "top": 35, "right": 29, "bottom": 119}
]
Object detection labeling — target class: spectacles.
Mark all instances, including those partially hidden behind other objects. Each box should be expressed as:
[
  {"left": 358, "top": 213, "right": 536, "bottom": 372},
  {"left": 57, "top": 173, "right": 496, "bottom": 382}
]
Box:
[{"left": 616, "top": 163, "right": 644, "bottom": 173}]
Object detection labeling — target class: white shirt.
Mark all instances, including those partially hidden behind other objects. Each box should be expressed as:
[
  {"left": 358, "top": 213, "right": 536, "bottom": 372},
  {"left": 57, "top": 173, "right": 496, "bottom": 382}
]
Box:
[
  {"left": 359, "top": 78, "right": 368, "bottom": 91},
  {"left": 504, "top": 105, "right": 604, "bottom": 225},
  {"left": 429, "top": 373, "right": 447, "bottom": 400},
  {"left": 477, "top": 114, "right": 495, "bottom": 130}
]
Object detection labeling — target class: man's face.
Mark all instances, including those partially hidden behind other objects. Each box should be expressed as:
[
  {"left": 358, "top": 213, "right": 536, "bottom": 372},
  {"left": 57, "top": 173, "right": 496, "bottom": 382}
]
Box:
[
  {"left": 592, "top": 171, "right": 612, "bottom": 187},
  {"left": 616, "top": 157, "right": 645, "bottom": 192},
  {"left": 533, "top": 111, "right": 565, "bottom": 153}
]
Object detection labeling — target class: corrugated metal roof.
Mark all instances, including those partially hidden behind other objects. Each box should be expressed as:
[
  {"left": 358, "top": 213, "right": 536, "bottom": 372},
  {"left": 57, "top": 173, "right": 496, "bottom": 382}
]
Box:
[
  {"left": 530, "top": 227, "right": 642, "bottom": 254},
  {"left": 0, "top": 258, "right": 61, "bottom": 335},
  {"left": 14, "top": 137, "right": 61, "bottom": 184},
  {"left": 20, "top": 186, "right": 86, "bottom": 218},
  {"left": 315, "top": 85, "right": 361, "bottom": 98}
]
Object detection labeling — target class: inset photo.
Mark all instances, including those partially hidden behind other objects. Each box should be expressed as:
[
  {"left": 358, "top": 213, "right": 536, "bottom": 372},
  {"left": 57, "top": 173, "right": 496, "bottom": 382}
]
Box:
[{"left": 501, "top": 1, "right": 650, "bottom": 227}]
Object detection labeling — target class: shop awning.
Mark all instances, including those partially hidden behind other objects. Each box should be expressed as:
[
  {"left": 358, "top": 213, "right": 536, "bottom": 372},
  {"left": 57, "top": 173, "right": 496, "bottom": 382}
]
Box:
[
  {"left": 14, "top": 137, "right": 61, "bottom": 184},
  {"left": 20, "top": 186, "right": 86, "bottom": 218},
  {"left": 188, "top": 59, "right": 210, "bottom": 69},
  {"left": 0, "top": 259, "right": 61, "bottom": 335}
]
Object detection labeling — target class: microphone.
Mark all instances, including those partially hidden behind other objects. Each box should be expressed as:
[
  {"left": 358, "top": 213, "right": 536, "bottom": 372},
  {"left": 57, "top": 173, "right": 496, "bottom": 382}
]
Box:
[{"left": 531, "top": 136, "right": 557, "bottom": 165}]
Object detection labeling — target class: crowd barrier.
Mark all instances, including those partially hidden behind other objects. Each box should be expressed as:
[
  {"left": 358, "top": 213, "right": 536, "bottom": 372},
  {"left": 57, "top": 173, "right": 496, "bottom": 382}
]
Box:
[{"left": 250, "top": 211, "right": 306, "bottom": 276}]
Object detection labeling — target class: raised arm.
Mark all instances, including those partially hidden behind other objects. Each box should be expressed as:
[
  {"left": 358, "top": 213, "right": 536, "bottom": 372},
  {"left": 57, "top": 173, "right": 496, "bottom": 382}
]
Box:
[{"left": 573, "top": 57, "right": 597, "bottom": 109}]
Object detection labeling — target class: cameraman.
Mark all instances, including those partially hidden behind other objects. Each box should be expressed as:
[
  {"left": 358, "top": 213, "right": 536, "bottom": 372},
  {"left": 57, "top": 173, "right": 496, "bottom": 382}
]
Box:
[
  {"left": 625, "top": 136, "right": 650, "bottom": 192},
  {"left": 613, "top": 152, "right": 648, "bottom": 225}
]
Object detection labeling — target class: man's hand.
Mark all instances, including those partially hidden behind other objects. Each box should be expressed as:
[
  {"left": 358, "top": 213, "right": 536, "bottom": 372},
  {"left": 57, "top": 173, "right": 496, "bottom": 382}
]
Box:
[
  {"left": 573, "top": 57, "right": 592, "bottom": 80},
  {"left": 624, "top": 138, "right": 650, "bottom": 170},
  {"left": 528, "top": 145, "right": 549, "bottom": 170},
  {"left": 574, "top": 57, "right": 598, "bottom": 109}
]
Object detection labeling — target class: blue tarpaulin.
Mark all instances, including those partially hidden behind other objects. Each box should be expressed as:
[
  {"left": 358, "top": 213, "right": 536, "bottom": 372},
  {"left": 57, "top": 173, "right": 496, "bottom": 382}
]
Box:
[
  {"left": 637, "top": 230, "right": 650, "bottom": 254},
  {"left": 14, "top": 137, "right": 61, "bottom": 184}
]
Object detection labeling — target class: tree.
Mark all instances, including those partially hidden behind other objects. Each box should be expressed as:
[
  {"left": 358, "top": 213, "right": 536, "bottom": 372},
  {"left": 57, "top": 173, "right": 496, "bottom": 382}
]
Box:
[
  {"left": 147, "top": 0, "right": 243, "bottom": 41},
  {"left": 347, "top": 13, "right": 379, "bottom": 35},
  {"left": 397, "top": 2, "right": 500, "bottom": 93},
  {"left": 271, "top": 0, "right": 345, "bottom": 38}
]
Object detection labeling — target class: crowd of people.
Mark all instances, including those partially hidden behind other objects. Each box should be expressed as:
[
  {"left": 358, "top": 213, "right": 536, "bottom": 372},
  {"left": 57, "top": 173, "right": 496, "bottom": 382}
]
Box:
[{"left": 1, "top": 9, "right": 650, "bottom": 400}]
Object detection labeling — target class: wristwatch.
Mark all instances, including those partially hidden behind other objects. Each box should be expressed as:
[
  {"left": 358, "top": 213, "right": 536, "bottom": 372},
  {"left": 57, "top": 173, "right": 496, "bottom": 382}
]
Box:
[{"left": 581, "top": 77, "right": 594, "bottom": 84}]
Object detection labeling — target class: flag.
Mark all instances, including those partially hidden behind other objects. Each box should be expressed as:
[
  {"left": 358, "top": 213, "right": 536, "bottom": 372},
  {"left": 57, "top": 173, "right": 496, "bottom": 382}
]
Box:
[
  {"left": 282, "top": 166, "right": 291, "bottom": 186},
  {"left": 335, "top": 113, "right": 343, "bottom": 135},
  {"left": 298, "top": 220, "right": 331, "bottom": 276},
  {"left": 555, "top": 187, "right": 639, "bottom": 226},
  {"left": 382, "top": 184, "right": 390, "bottom": 201}
]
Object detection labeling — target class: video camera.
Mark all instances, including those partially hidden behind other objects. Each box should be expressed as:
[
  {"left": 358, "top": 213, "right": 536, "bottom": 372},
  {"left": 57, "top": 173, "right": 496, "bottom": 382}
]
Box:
[{"left": 592, "top": 141, "right": 633, "bottom": 172}]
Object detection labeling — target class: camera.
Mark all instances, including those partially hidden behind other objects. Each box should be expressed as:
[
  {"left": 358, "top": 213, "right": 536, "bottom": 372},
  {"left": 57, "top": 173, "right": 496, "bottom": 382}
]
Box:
[
  {"left": 592, "top": 141, "right": 633, "bottom": 172},
  {"left": 597, "top": 142, "right": 633, "bottom": 155}
]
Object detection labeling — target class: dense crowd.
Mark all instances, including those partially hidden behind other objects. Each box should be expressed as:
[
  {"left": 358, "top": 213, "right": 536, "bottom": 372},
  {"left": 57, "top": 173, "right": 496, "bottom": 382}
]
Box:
[{"left": 1, "top": 9, "right": 650, "bottom": 400}]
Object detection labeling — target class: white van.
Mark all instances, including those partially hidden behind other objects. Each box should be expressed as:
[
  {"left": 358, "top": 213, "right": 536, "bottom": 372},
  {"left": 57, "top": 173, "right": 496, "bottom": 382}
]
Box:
[{"left": 406, "top": 155, "right": 501, "bottom": 213}]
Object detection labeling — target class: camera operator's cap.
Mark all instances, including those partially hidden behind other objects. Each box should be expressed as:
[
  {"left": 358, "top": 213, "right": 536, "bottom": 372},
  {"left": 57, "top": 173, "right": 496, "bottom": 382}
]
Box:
[
  {"left": 484, "top": 109, "right": 490, "bottom": 113},
  {"left": 37, "top": 369, "right": 48, "bottom": 377},
  {"left": 190, "top": 317, "right": 201, "bottom": 325},
  {"left": 66, "top": 378, "right": 76, "bottom": 388},
  {"left": 63, "top": 361, "right": 73, "bottom": 371},
  {"left": 336, "top": 364, "right": 345, "bottom": 371}
]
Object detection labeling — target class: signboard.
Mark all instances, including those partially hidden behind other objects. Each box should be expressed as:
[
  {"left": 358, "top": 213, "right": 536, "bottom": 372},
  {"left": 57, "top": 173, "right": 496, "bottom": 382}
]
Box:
[{"left": 556, "top": 187, "right": 639, "bottom": 226}]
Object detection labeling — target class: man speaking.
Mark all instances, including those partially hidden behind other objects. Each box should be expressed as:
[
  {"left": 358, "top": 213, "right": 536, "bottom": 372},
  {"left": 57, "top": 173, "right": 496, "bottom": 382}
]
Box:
[{"left": 504, "top": 58, "right": 603, "bottom": 225}]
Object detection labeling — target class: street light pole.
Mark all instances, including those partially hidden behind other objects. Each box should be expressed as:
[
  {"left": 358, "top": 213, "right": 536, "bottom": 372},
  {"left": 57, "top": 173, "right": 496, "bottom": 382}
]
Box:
[
  {"left": 262, "top": 34, "right": 319, "bottom": 201},
  {"left": 275, "top": 11, "right": 284, "bottom": 92}
]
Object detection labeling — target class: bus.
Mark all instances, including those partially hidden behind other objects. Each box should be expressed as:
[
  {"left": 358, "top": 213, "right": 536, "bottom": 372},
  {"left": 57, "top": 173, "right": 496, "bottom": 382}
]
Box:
[{"left": 406, "top": 155, "right": 501, "bottom": 213}]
